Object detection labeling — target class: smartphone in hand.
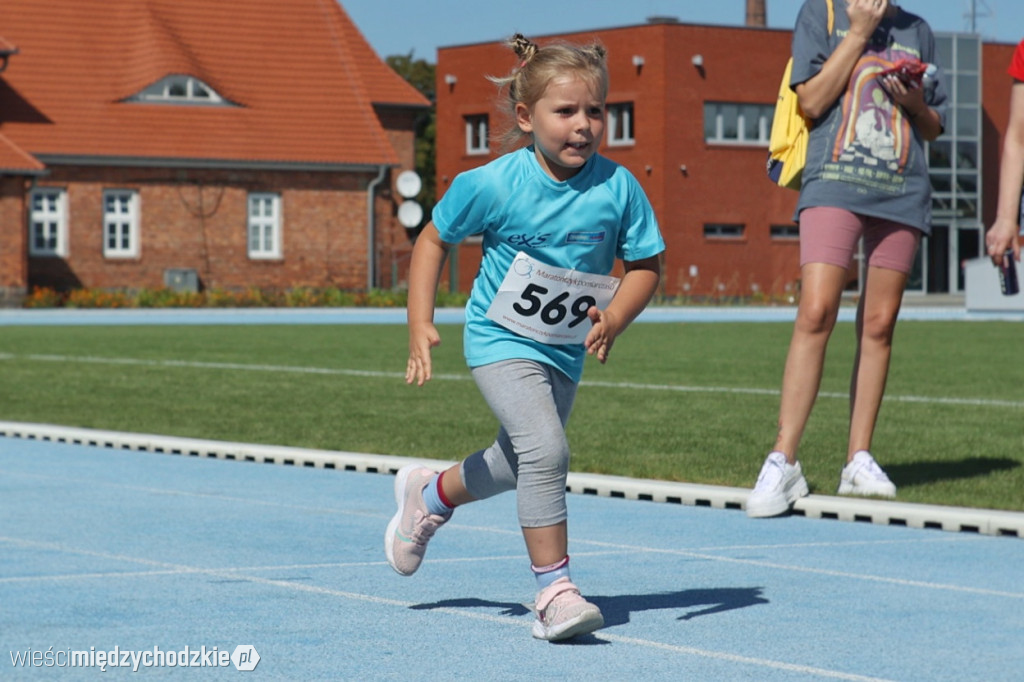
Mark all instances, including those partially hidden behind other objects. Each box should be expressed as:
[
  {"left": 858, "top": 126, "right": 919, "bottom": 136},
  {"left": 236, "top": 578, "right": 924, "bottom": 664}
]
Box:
[
  {"left": 878, "top": 59, "right": 928, "bottom": 89},
  {"left": 999, "top": 253, "right": 1019, "bottom": 296}
]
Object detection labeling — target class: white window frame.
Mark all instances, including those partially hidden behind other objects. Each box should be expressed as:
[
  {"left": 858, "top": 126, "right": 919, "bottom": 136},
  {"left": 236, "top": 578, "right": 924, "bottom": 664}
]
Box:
[
  {"left": 133, "top": 75, "right": 227, "bottom": 105},
  {"left": 102, "top": 189, "right": 140, "bottom": 259},
  {"left": 247, "top": 192, "right": 282, "bottom": 260},
  {"left": 28, "top": 188, "right": 68, "bottom": 257},
  {"left": 703, "top": 223, "right": 745, "bottom": 239},
  {"left": 464, "top": 115, "right": 489, "bottom": 155},
  {"left": 704, "top": 102, "right": 773, "bottom": 146},
  {"left": 607, "top": 102, "right": 635, "bottom": 146}
]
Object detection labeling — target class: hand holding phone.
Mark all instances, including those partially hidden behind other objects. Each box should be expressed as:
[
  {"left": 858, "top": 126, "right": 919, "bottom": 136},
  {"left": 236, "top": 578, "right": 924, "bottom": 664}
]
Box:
[{"left": 878, "top": 59, "right": 928, "bottom": 89}]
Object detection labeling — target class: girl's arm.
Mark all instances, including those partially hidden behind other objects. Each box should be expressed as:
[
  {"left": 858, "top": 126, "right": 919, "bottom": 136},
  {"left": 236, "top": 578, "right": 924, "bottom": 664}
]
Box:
[
  {"left": 795, "top": 0, "right": 886, "bottom": 119},
  {"left": 406, "top": 222, "right": 450, "bottom": 386},
  {"left": 987, "top": 81, "right": 1024, "bottom": 264},
  {"left": 584, "top": 255, "right": 661, "bottom": 364}
]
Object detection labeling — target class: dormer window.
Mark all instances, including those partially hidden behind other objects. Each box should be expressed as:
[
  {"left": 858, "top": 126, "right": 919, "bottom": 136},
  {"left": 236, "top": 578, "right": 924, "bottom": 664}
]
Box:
[{"left": 128, "top": 75, "right": 233, "bottom": 106}]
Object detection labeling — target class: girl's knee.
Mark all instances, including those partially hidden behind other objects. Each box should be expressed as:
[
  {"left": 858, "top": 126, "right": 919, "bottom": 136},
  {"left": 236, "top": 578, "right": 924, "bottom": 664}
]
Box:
[{"left": 520, "top": 436, "right": 570, "bottom": 478}]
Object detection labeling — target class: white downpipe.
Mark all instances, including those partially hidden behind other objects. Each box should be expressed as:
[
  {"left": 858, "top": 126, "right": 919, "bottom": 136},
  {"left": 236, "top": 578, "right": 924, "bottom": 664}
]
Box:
[{"left": 366, "top": 165, "right": 389, "bottom": 291}]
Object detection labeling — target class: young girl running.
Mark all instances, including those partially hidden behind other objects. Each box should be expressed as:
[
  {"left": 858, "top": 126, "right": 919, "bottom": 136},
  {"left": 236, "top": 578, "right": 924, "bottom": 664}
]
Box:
[{"left": 385, "top": 33, "right": 664, "bottom": 642}]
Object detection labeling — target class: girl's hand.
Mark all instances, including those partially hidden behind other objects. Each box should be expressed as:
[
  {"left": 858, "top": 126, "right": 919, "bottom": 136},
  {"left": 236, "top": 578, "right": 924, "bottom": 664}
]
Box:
[
  {"left": 406, "top": 322, "right": 441, "bottom": 386},
  {"left": 583, "top": 306, "right": 622, "bottom": 364}
]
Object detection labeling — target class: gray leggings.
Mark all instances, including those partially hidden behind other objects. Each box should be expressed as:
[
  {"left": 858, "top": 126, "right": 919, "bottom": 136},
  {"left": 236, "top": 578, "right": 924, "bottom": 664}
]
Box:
[{"left": 461, "top": 359, "right": 577, "bottom": 528}]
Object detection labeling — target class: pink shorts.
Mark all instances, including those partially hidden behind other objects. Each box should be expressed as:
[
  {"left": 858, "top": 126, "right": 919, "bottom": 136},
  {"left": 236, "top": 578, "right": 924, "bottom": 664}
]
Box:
[{"left": 799, "top": 207, "right": 922, "bottom": 274}]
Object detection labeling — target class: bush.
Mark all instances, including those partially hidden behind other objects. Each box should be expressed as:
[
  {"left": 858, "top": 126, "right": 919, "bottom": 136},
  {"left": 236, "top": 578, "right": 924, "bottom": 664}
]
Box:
[{"left": 18, "top": 286, "right": 475, "bottom": 310}]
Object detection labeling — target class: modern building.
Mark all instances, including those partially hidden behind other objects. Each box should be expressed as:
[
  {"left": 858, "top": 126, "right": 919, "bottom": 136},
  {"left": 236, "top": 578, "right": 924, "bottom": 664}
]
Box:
[
  {"left": 0, "top": 0, "right": 428, "bottom": 305},
  {"left": 435, "top": 18, "right": 1020, "bottom": 298}
]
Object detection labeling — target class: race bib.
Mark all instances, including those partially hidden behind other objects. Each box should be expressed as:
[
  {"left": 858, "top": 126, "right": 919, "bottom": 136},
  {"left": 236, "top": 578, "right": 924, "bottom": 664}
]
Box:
[{"left": 485, "top": 252, "right": 620, "bottom": 345}]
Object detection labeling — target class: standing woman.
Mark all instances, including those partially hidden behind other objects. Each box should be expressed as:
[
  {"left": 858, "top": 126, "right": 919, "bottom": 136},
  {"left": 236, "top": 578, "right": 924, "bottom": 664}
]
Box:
[{"left": 747, "top": 0, "right": 948, "bottom": 518}]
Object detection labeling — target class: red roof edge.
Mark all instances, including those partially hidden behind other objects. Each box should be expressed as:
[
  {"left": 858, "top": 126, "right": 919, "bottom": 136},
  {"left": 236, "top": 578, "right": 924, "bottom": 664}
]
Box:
[{"left": 0, "top": 131, "right": 46, "bottom": 174}]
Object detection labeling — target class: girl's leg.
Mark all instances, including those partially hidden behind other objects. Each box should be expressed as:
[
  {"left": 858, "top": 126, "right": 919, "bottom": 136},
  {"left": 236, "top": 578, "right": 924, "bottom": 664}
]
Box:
[
  {"left": 463, "top": 359, "right": 576, "bottom": 568},
  {"left": 466, "top": 359, "right": 602, "bottom": 641}
]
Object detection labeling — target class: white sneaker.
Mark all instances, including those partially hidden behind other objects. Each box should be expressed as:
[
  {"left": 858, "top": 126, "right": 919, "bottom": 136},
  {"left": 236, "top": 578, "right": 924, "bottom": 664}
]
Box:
[
  {"left": 746, "top": 451, "right": 809, "bottom": 518},
  {"left": 838, "top": 451, "right": 896, "bottom": 498}
]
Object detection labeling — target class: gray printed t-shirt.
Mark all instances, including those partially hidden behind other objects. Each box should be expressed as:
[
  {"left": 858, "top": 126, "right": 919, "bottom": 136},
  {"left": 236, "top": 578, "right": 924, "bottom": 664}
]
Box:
[{"left": 790, "top": 0, "right": 949, "bottom": 234}]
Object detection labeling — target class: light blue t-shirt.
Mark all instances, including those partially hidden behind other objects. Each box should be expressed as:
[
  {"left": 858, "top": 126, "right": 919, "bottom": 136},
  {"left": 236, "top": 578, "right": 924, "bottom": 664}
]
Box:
[
  {"left": 791, "top": 1, "right": 948, "bottom": 234},
  {"left": 432, "top": 146, "right": 665, "bottom": 382}
]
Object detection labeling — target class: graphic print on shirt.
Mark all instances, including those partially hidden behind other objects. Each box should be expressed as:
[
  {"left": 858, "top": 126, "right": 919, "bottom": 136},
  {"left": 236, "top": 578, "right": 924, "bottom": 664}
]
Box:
[
  {"left": 509, "top": 233, "right": 551, "bottom": 249},
  {"left": 824, "top": 41, "right": 924, "bottom": 194}
]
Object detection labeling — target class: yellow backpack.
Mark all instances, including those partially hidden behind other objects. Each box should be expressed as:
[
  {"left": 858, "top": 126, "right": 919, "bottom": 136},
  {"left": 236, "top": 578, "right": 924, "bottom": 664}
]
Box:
[{"left": 766, "top": 0, "right": 835, "bottom": 190}]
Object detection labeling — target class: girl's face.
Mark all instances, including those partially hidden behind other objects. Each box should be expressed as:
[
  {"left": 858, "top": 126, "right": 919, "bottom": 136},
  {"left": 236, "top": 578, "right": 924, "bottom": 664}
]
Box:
[{"left": 515, "top": 75, "right": 605, "bottom": 182}]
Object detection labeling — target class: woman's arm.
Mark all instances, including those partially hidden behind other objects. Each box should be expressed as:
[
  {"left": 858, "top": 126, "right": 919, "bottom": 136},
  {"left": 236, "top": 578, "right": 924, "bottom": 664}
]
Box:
[
  {"left": 879, "top": 74, "right": 944, "bottom": 141},
  {"left": 795, "top": 0, "right": 888, "bottom": 119},
  {"left": 987, "top": 81, "right": 1024, "bottom": 264}
]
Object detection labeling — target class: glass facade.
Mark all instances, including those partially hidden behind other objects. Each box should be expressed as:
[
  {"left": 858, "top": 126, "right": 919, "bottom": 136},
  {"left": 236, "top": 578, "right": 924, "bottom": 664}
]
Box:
[{"left": 906, "top": 33, "right": 983, "bottom": 294}]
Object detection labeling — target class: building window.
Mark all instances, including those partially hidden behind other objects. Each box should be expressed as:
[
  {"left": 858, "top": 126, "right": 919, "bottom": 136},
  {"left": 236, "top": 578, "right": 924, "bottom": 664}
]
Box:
[
  {"left": 770, "top": 224, "right": 800, "bottom": 240},
  {"left": 704, "top": 102, "right": 773, "bottom": 145},
  {"left": 28, "top": 188, "right": 67, "bottom": 257},
  {"left": 129, "top": 75, "right": 231, "bottom": 106},
  {"left": 248, "top": 192, "right": 281, "bottom": 259},
  {"left": 704, "top": 223, "right": 745, "bottom": 239},
  {"left": 607, "top": 102, "right": 635, "bottom": 146},
  {"left": 465, "top": 115, "right": 489, "bottom": 155},
  {"left": 103, "top": 190, "right": 140, "bottom": 258}
]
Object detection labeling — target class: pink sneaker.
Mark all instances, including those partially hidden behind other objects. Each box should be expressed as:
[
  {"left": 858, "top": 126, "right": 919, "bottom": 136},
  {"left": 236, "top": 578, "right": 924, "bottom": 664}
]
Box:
[
  {"left": 384, "top": 465, "right": 450, "bottom": 576},
  {"left": 531, "top": 577, "right": 604, "bottom": 641}
]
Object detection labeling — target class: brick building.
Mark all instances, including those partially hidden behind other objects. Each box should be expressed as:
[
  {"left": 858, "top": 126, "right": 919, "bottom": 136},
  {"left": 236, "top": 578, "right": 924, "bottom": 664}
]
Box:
[
  {"left": 0, "top": 0, "right": 428, "bottom": 304},
  {"left": 436, "top": 20, "right": 1019, "bottom": 298}
]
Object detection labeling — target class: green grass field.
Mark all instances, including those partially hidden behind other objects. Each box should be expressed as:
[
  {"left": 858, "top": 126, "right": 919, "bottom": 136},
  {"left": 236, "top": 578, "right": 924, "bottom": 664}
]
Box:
[{"left": 0, "top": 319, "right": 1021, "bottom": 511}]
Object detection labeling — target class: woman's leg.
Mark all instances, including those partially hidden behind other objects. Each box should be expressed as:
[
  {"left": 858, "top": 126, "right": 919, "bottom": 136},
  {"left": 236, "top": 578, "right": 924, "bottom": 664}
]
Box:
[
  {"left": 774, "top": 262, "right": 849, "bottom": 462},
  {"left": 847, "top": 222, "right": 919, "bottom": 461},
  {"left": 747, "top": 208, "right": 862, "bottom": 518},
  {"left": 771, "top": 207, "right": 865, "bottom": 463}
]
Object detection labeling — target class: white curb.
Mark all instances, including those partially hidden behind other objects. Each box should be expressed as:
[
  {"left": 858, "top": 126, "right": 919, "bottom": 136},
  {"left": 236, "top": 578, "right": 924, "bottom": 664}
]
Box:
[{"left": 2, "top": 421, "right": 1020, "bottom": 539}]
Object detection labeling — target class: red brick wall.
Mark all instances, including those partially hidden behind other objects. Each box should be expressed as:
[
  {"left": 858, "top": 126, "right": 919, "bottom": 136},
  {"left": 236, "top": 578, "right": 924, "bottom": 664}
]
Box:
[
  {"left": 0, "top": 176, "right": 28, "bottom": 303},
  {"left": 28, "top": 166, "right": 382, "bottom": 292}
]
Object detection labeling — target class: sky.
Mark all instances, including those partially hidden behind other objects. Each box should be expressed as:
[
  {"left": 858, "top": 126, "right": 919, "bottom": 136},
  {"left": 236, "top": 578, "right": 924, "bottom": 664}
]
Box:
[{"left": 341, "top": 0, "right": 1024, "bottom": 62}]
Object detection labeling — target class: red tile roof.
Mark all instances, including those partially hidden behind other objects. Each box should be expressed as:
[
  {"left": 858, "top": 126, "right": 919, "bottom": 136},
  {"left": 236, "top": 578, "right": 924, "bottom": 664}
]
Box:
[
  {"left": 0, "top": 0, "right": 429, "bottom": 169},
  {"left": 0, "top": 131, "right": 44, "bottom": 173}
]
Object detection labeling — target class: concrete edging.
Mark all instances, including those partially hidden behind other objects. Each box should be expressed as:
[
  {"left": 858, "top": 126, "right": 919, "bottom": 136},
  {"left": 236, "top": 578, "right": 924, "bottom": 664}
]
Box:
[{"left": 1, "top": 420, "right": 1020, "bottom": 539}]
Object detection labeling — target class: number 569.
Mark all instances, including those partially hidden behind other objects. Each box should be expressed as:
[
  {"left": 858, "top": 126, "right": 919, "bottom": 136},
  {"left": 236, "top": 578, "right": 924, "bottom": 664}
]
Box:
[{"left": 512, "top": 283, "right": 596, "bottom": 329}]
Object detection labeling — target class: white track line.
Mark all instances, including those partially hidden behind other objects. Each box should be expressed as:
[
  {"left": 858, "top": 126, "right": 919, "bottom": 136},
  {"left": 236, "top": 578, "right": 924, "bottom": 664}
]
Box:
[
  {"left": 3, "top": 353, "right": 1023, "bottom": 409},
  {"left": 0, "top": 535, "right": 895, "bottom": 681},
  {"left": 2, "top": 466, "right": 1017, "bottom": 600}
]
